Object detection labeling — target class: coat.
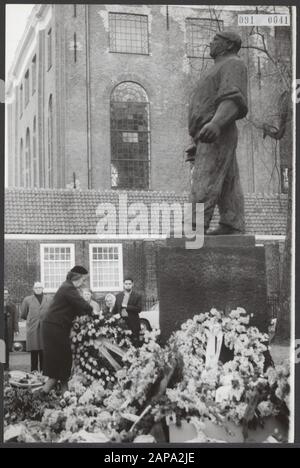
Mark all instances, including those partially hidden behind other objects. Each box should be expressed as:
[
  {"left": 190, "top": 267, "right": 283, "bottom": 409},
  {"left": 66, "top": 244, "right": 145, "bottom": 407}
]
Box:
[
  {"left": 43, "top": 280, "right": 93, "bottom": 330},
  {"left": 42, "top": 279, "right": 93, "bottom": 381},
  {"left": 4, "top": 301, "right": 19, "bottom": 352},
  {"left": 21, "top": 294, "right": 51, "bottom": 351},
  {"left": 113, "top": 291, "right": 142, "bottom": 343}
]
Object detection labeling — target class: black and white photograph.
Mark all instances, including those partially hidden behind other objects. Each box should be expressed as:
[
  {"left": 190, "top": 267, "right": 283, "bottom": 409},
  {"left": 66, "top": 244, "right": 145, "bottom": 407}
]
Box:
[{"left": 2, "top": 3, "right": 297, "bottom": 446}]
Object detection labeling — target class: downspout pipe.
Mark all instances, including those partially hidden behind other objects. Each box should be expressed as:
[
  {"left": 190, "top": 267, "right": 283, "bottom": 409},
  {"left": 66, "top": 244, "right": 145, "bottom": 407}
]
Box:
[{"left": 85, "top": 4, "right": 92, "bottom": 188}]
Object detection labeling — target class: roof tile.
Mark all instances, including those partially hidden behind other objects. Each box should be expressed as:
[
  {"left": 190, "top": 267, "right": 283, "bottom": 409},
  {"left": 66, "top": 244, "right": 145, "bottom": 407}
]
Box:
[{"left": 4, "top": 188, "right": 288, "bottom": 236}]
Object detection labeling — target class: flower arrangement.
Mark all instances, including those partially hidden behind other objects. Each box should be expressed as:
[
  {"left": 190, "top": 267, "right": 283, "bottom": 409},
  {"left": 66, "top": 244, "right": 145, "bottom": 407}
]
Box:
[
  {"left": 105, "top": 330, "right": 164, "bottom": 409},
  {"left": 144, "top": 308, "right": 279, "bottom": 433},
  {"left": 4, "top": 308, "right": 290, "bottom": 444},
  {"left": 70, "top": 311, "right": 133, "bottom": 387},
  {"left": 4, "top": 386, "right": 61, "bottom": 426}
]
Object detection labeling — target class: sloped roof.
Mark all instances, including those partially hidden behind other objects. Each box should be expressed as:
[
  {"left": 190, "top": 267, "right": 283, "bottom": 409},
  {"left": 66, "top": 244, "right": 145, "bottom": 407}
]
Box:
[{"left": 4, "top": 188, "right": 288, "bottom": 236}]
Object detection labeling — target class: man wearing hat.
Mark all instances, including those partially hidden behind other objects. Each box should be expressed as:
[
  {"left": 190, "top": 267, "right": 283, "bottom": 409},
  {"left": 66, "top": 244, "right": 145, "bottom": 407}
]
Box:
[
  {"left": 42, "top": 266, "right": 95, "bottom": 394},
  {"left": 21, "top": 282, "right": 51, "bottom": 372},
  {"left": 187, "top": 30, "right": 248, "bottom": 235}
]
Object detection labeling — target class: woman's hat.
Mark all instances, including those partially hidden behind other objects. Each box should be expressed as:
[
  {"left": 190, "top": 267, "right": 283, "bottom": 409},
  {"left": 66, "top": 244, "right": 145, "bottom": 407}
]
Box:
[{"left": 70, "top": 265, "right": 88, "bottom": 275}]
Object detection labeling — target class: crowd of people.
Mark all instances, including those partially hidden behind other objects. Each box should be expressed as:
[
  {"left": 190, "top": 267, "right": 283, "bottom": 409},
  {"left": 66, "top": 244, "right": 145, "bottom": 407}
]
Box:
[{"left": 3, "top": 266, "right": 143, "bottom": 394}]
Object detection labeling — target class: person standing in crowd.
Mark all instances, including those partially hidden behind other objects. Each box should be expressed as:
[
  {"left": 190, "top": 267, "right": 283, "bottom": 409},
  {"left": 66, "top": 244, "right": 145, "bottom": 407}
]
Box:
[
  {"left": 3, "top": 288, "right": 19, "bottom": 371},
  {"left": 103, "top": 293, "right": 116, "bottom": 318},
  {"left": 81, "top": 288, "right": 100, "bottom": 314},
  {"left": 113, "top": 277, "right": 142, "bottom": 347},
  {"left": 20, "top": 282, "right": 51, "bottom": 372},
  {"left": 42, "top": 266, "right": 95, "bottom": 394}
]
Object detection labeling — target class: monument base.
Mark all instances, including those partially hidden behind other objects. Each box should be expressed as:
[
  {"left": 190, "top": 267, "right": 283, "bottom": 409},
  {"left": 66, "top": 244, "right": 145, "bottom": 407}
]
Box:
[{"left": 157, "top": 235, "right": 269, "bottom": 343}]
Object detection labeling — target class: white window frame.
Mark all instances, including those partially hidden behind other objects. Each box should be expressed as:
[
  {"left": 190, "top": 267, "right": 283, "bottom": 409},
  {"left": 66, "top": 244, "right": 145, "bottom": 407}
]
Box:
[
  {"left": 89, "top": 243, "right": 123, "bottom": 292},
  {"left": 40, "top": 243, "right": 75, "bottom": 292}
]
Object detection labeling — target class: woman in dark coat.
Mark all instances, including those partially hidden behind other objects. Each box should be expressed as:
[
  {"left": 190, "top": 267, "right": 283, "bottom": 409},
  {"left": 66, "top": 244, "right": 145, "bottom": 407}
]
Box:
[{"left": 42, "top": 266, "right": 94, "bottom": 394}]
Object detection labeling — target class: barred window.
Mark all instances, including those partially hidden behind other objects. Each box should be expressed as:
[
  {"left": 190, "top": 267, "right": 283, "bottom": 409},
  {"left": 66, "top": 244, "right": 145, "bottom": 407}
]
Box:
[
  {"left": 25, "top": 128, "right": 31, "bottom": 187},
  {"left": 41, "top": 244, "right": 75, "bottom": 292},
  {"left": 89, "top": 244, "right": 123, "bottom": 292},
  {"left": 186, "top": 18, "right": 223, "bottom": 58},
  {"left": 281, "top": 166, "right": 289, "bottom": 194},
  {"left": 47, "top": 95, "right": 53, "bottom": 188},
  {"left": 110, "top": 81, "right": 150, "bottom": 189},
  {"left": 19, "top": 139, "right": 24, "bottom": 187},
  {"left": 25, "top": 70, "right": 30, "bottom": 106},
  {"left": 32, "top": 55, "right": 36, "bottom": 95},
  {"left": 47, "top": 28, "right": 52, "bottom": 70},
  {"left": 33, "top": 117, "right": 38, "bottom": 187},
  {"left": 19, "top": 84, "right": 23, "bottom": 118},
  {"left": 109, "top": 13, "right": 149, "bottom": 54}
]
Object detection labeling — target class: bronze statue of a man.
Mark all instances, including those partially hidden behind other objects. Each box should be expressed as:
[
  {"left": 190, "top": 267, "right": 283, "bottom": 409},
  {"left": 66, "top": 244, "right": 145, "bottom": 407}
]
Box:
[{"left": 187, "top": 31, "right": 248, "bottom": 235}]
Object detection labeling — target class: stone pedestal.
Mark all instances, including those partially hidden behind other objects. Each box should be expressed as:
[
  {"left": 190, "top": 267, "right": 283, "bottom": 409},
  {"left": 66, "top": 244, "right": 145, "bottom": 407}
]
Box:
[{"left": 157, "top": 236, "right": 268, "bottom": 343}]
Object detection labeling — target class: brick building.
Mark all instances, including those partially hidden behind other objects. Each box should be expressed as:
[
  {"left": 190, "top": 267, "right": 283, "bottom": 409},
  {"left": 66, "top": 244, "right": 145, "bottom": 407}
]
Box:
[
  {"left": 5, "top": 5, "right": 291, "bottom": 311},
  {"left": 6, "top": 4, "right": 291, "bottom": 194},
  {"left": 5, "top": 188, "right": 287, "bottom": 307}
]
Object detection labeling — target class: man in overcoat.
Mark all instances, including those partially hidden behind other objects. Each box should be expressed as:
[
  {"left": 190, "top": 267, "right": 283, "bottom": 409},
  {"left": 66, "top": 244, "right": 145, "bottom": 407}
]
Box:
[{"left": 21, "top": 282, "right": 51, "bottom": 372}]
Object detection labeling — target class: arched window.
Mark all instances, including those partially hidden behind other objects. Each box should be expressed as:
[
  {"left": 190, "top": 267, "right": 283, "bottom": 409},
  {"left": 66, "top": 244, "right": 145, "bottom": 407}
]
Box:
[
  {"left": 19, "top": 139, "right": 24, "bottom": 187},
  {"left": 47, "top": 95, "right": 53, "bottom": 187},
  {"left": 33, "top": 117, "right": 38, "bottom": 187},
  {"left": 110, "top": 81, "right": 150, "bottom": 189},
  {"left": 25, "top": 128, "right": 31, "bottom": 187}
]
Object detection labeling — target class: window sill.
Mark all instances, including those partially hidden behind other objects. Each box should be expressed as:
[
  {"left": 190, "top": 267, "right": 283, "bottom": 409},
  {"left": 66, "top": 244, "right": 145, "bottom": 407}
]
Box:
[
  {"left": 186, "top": 55, "right": 213, "bottom": 60},
  {"left": 43, "top": 288, "right": 59, "bottom": 294},
  {"left": 111, "top": 186, "right": 150, "bottom": 191},
  {"left": 91, "top": 287, "right": 123, "bottom": 293},
  {"left": 109, "top": 50, "right": 150, "bottom": 56}
]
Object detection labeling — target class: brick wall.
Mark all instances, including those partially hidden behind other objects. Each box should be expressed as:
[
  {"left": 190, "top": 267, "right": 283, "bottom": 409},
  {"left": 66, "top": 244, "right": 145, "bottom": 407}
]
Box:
[
  {"left": 4, "top": 237, "right": 284, "bottom": 309},
  {"left": 4, "top": 238, "right": 147, "bottom": 304},
  {"left": 7, "top": 5, "right": 291, "bottom": 195},
  {"left": 55, "top": 5, "right": 291, "bottom": 194}
]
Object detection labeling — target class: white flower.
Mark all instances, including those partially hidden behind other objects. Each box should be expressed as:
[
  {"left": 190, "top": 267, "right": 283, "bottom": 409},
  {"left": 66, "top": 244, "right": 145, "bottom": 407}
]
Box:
[
  {"left": 257, "top": 400, "right": 274, "bottom": 417},
  {"left": 134, "top": 434, "right": 156, "bottom": 443}
]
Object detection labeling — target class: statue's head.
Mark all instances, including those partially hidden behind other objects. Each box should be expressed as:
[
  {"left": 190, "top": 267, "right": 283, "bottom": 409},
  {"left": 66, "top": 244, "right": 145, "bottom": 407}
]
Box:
[{"left": 209, "top": 30, "right": 242, "bottom": 59}]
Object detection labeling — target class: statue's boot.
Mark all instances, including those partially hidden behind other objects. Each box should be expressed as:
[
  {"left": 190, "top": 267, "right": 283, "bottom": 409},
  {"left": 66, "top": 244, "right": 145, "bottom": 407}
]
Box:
[{"left": 207, "top": 223, "right": 243, "bottom": 236}]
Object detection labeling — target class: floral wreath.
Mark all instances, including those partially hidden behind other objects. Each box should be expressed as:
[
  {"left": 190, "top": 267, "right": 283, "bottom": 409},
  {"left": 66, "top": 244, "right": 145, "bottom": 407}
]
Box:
[
  {"left": 70, "top": 311, "right": 133, "bottom": 387},
  {"left": 4, "top": 308, "right": 290, "bottom": 443},
  {"left": 156, "top": 307, "right": 273, "bottom": 427}
]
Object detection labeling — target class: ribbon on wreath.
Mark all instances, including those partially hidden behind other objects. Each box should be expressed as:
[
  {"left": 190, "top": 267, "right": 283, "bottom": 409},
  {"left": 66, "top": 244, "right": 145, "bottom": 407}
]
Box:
[
  {"left": 94, "top": 337, "right": 126, "bottom": 371},
  {"left": 205, "top": 329, "right": 223, "bottom": 370}
]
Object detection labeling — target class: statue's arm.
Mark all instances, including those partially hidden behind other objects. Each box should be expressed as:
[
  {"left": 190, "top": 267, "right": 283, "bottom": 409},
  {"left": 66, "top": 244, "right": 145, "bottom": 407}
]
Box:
[
  {"left": 210, "top": 100, "right": 239, "bottom": 129},
  {"left": 195, "top": 100, "right": 239, "bottom": 144}
]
